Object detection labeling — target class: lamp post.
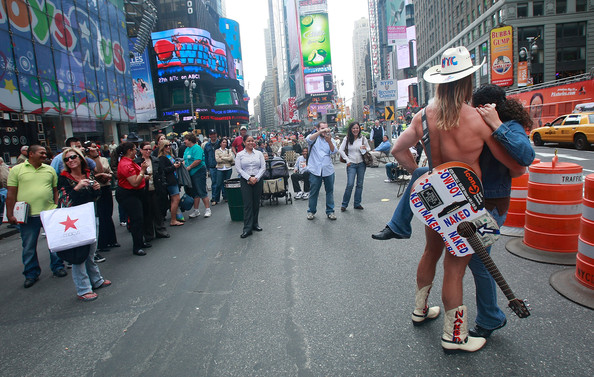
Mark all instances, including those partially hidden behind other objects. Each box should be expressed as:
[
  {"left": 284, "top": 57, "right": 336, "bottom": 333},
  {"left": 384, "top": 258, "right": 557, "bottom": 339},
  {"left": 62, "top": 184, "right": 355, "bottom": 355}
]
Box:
[{"left": 184, "top": 79, "right": 197, "bottom": 130}]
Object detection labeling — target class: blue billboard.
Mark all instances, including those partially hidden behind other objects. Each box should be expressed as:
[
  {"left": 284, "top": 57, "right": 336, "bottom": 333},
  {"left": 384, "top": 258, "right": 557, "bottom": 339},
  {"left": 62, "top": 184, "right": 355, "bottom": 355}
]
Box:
[
  {"left": 129, "top": 38, "right": 157, "bottom": 123},
  {"left": 151, "top": 28, "right": 236, "bottom": 85}
]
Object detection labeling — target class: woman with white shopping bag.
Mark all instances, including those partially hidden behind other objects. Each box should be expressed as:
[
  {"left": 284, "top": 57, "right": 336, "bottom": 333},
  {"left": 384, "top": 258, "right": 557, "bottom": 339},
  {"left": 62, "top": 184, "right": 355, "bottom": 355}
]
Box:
[{"left": 57, "top": 148, "right": 110, "bottom": 301}]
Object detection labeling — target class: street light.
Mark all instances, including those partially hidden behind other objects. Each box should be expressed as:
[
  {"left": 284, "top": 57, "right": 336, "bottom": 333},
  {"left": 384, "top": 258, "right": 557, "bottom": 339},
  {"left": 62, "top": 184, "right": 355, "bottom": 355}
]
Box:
[{"left": 184, "top": 79, "right": 197, "bottom": 130}]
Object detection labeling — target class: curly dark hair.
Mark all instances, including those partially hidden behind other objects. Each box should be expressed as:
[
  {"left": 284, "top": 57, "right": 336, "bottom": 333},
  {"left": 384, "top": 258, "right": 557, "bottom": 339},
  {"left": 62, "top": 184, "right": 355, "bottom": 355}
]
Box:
[
  {"left": 346, "top": 121, "right": 361, "bottom": 145},
  {"left": 115, "top": 142, "right": 136, "bottom": 158},
  {"left": 472, "top": 84, "right": 533, "bottom": 131}
]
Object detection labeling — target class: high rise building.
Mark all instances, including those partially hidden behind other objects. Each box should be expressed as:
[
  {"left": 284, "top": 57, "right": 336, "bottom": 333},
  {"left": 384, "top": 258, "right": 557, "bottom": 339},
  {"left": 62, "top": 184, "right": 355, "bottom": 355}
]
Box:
[
  {"left": 352, "top": 18, "right": 372, "bottom": 122},
  {"left": 414, "top": 0, "right": 594, "bottom": 105},
  {"left": 150, "top": 0, "right": 247, "bottom": 136}
]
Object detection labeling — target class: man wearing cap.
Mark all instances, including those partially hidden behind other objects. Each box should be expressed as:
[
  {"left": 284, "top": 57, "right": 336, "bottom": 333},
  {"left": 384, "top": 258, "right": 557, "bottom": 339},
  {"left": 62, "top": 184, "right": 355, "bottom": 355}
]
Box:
[
  {"left": 392, "top": 46, "right": 525, "bottom": 353},
  {"left": 232, "top": 126, "right": 248, "bottom": 155},
  {"left": 17, "top": 146, "right": 29, "bottom": 164},
  {"left": 203, "top": 129, "right": 220, "bottom": 204}
]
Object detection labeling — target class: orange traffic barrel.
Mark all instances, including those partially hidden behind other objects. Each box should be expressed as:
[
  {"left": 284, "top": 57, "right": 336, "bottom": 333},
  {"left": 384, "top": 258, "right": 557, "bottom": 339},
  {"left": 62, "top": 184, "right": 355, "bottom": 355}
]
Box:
[
  {"left": 549, "top": 173, "right": 594, "bottom": 309},
  {"left": 501, "top": 159, "right": 540, "bottom": 237},
  {"left": 506, "top": 160, "right": 581, "bottom": 265}
]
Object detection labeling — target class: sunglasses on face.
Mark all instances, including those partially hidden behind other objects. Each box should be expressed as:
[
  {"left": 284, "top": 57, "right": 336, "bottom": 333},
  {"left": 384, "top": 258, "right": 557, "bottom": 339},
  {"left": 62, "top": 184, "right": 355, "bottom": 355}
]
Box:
[{"left": 63, "top": 155, "right": 78, "bottom": 162}]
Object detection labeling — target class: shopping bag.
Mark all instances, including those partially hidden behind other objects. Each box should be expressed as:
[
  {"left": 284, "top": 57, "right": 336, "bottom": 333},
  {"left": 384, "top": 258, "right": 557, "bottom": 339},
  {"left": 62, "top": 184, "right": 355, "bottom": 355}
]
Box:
[
  {"left": 263, "top": 178, "right": 284, "bottom": 194},
  {"left": 40, "top": 202, "right": 97, "bottom": 252},
  {"left": 2, "top": 201, "right": 29, "bottom": 223}
]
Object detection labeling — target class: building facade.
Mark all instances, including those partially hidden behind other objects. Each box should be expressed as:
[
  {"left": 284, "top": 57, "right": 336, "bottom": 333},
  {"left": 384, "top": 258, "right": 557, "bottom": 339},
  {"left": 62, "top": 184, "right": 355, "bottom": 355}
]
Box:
[
  {"left": 352, "top": 18, "right": 372, "bottom": 122},
  {"left": 150, "top": 0, "right": 247, "bottom": 137},
  {"left": 414, "top": 0, "right": 594, "bottom": 105},
  {"left": 0, "top": 0, "right": 135, "bottom": 162}
]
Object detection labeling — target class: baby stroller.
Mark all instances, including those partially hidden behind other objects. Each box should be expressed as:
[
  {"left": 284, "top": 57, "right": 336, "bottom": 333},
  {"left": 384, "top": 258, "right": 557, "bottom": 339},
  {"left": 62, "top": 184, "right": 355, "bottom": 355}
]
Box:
[{"left": 261, "top": 156, "right": 293, "bottom": 206}]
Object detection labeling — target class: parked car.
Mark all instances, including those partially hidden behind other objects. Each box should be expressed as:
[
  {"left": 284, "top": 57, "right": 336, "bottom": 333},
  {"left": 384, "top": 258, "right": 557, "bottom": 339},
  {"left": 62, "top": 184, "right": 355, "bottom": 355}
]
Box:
[{"left": 530, "top": 112, "right": 594, "bottom": 150}]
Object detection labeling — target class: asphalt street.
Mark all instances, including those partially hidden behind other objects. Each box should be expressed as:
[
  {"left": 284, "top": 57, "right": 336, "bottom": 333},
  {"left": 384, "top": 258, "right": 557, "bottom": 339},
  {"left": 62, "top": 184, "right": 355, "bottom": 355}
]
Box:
[{"left": 0, "top": 145, "right": 592, "bottom": 377}]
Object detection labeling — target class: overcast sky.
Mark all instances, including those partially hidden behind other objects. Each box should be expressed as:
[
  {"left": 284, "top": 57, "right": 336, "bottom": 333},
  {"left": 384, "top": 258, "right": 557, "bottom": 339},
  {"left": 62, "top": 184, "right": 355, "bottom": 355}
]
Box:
[{"left": 226, "top": 0, "right": 369, "bottom": 111}]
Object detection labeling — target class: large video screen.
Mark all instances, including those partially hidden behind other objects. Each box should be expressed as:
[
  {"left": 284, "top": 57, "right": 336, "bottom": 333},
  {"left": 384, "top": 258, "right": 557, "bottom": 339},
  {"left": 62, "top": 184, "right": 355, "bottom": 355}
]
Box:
[
  {"left": 152, "top": 28, "right": 231, "bottom": 84},
  {"left": 300, "top": 13, "right": 332, "bottom": 74}
]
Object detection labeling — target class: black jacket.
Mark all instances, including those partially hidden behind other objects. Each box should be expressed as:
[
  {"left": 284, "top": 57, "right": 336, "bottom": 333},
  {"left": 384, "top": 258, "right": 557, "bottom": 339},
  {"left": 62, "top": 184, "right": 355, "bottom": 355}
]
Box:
[
  {"left": 158, "top": 155, "right": 179, "bottom": 187},
  {"left": 135, "top": 156, "right": 167, "bottom": 195}
]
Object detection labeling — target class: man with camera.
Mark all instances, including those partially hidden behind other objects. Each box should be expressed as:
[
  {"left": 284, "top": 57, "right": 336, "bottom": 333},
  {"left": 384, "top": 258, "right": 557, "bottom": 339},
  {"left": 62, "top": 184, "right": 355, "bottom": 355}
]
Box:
[{"left": 305, "top": 122, "right": 337, "bottom": 220}]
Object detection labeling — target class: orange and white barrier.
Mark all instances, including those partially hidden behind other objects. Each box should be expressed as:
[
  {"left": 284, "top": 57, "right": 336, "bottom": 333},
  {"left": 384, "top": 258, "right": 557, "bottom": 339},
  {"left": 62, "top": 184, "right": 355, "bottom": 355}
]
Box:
[
  {"left": 577, "top": 174, "right": 594, "bottom": 289},
  {"left": 506, "top": 159, "right": 581, "bottom": 265},
  {"left": 549, "top": 173, "right": 594, "bottom": 309},
  {"left": 501, "top": 159, "right": 540, "bottom": 237}
]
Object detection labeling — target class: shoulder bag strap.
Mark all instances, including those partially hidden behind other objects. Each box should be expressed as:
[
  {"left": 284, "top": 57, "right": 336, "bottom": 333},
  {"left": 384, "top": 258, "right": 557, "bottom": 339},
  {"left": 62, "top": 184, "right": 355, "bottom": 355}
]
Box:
[{"left": 421, "top": 108, "right": 433, "bottom": 171}]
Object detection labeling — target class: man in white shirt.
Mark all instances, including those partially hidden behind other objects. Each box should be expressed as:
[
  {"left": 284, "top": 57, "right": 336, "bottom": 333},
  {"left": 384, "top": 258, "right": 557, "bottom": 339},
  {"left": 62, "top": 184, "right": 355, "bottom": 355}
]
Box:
[
  {"left": 291, "top": 148, "right": 310, "bottom": 199},
  {"left": 306, "top": 122, "right": 337, "bottom": 220}
]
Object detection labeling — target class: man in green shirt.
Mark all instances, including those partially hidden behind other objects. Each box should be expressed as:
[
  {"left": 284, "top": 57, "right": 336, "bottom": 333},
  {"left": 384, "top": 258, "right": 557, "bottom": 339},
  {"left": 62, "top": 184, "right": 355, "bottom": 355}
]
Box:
[{"left": 6, "top": 145, "right": 67, "bottom": 288}]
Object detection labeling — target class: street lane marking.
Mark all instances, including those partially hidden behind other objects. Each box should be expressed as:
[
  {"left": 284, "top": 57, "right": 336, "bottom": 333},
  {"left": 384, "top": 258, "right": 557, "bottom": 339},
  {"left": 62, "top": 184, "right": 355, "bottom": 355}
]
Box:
[{"left": 535, "top": 152, "right": 588, "bottom": 161}]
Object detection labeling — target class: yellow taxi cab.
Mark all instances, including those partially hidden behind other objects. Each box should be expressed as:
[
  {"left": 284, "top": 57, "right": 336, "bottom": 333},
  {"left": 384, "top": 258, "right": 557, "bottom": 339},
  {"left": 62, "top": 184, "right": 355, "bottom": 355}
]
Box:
[{"left": 530, "top": 112, "right": 594, "bottom": 150}]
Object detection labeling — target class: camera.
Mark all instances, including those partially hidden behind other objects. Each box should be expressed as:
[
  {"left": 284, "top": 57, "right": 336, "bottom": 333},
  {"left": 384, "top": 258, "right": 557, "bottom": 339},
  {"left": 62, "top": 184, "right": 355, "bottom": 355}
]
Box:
[{"left": 88, "top": 179, "right": 95, "bottom": 186}]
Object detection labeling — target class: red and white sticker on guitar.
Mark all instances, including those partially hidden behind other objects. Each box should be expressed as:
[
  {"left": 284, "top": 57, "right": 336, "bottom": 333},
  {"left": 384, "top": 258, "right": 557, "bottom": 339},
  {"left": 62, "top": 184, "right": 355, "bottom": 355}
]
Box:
[{"left": 410, "top": 162, "right": 500, "bottom": 257}]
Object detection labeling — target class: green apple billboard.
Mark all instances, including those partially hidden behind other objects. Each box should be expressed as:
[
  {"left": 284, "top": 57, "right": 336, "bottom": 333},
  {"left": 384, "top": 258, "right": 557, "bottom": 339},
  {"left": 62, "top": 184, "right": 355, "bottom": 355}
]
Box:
[{"left": 300, "top": 13, "right": 332, "bottom": 73}]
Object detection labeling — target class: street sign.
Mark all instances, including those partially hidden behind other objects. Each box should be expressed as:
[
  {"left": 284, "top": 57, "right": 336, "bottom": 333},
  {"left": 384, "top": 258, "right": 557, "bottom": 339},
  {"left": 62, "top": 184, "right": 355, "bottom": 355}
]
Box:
[
  {"left": 363, "top": 105, "right": 370, "bottom": 114},
  {"left": 385, "top": 106, "right": 395, "bottom": 121}
]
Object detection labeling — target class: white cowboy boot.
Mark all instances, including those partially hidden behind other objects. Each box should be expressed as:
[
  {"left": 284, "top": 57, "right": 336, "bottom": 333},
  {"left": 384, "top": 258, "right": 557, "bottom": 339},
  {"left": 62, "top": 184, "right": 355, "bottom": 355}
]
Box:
[
  {"left": 441, "top": 305, "right": 486, "bottom": 353},
  {"left": 411, "top": 284, "right": 441, "bottom": 326}
]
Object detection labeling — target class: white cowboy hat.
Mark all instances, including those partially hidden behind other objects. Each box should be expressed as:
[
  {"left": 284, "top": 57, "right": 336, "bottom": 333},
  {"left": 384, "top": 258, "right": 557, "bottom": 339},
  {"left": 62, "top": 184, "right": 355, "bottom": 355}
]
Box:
[{"left": 423, "top": 46, "right": 486, "bottom": 84}]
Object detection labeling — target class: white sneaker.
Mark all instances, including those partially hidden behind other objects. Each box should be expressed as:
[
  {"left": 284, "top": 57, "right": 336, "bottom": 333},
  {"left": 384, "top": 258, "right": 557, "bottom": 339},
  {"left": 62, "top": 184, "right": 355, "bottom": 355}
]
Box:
[
  {"left": 384, "top": 179, "right": 395, "bottom": 183},
  {"left": 189, "top": 209, "right": 201, "bottom": 218},
  {"left": 307, "top": 213, "right": 315, "bottom": 220},
  {"left": 302, "top": 192, "right": 310, "bottom": 199},
  {"left": 204, "top": 208, "right": 212, "bottom": 218},
  {"left": 295, "top": 191, "right": 303, "bottom": 199}
]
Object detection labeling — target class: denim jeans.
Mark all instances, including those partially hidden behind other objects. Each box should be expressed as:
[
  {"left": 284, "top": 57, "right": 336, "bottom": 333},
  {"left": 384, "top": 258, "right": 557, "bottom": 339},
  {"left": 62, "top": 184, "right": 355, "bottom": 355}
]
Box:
[
  {"left": 308, "top": 173, "right": 335, "bottom": 215},
  {"left": 387, "top": 167, "right": 429, "bottom": 237},
  {"left": 21, "top": 216, "right": 64, "bottom": 278},
  {"left": 213, "top": 169, "right": 232, "bottom": 202},
  {"left": 342, "top": 162, "right": 366, "bottom": 208},
  {"left": 71, "top": 242, "right": 104, "bottom": 296},
  {"left": 208, "top": 167, "right": 218, "bottom": 199},
  {"left": 468, "top": 207, "right": 508, "bottom": 330}
]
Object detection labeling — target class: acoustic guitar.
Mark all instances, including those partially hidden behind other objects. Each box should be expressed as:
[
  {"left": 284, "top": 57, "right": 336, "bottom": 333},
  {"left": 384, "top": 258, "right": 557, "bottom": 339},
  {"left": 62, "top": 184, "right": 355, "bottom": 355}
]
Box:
[{"left": 410, "top": 162, "right": 530, "bottom": 318}]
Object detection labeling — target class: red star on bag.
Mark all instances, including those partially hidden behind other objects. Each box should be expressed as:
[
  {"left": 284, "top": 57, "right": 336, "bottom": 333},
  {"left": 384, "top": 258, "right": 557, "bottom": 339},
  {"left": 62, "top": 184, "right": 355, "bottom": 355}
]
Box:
[{"left": 60, "top": 215, "right": 79, "bottom": 231}]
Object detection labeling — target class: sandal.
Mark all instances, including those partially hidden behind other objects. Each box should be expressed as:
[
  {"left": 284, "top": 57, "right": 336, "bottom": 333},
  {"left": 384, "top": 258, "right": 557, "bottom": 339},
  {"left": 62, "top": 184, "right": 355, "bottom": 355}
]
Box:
[
  {"left": 77, "top": 292, "right": 98, "bottom": 301},
  {"left": 94, "top": 280, "right": 111, "bottom": 290},
  {"left": 170, "top": 221, "right": 185, "bottom": 226}
]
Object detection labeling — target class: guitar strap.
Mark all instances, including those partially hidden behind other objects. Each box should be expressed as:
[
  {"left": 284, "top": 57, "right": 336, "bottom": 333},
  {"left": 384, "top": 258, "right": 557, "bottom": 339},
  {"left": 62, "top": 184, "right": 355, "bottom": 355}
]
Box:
[{"left": 421, "top": 108, "right": 433, "bottom": 171}]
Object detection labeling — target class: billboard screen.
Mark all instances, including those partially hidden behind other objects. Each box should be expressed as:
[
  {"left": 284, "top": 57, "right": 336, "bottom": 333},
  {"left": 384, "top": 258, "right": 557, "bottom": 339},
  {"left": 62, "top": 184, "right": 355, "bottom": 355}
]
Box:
[
  {"left": 152, "top": 28, "right": 231, "bottom": 84},
  {"left": 300, "top": 13, "right": 332, "bottom": 74},
  {"left": 129, "top": 38, "right": 157, "bottom": 123},
  {"left": 490, "top": 26, "right": 513, "bottom": 87},
  {"left": 219, "top": 18, "right": 244, "bottom": 87},
  {"left": 386, "top": 0, "right": 409, "bottom": 46}
]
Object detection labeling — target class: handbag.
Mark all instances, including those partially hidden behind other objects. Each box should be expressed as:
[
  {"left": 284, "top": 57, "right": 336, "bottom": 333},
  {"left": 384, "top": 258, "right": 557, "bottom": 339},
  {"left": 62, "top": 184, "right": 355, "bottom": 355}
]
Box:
[
  {"left": 180, "top": 193, "right": 194, "bottom": 212},
  {"left": 361, "top": 150, "right": 374, "bottom": 167},
  {"left": 40, "top": 202, "right": 97, "bottom": 252}
]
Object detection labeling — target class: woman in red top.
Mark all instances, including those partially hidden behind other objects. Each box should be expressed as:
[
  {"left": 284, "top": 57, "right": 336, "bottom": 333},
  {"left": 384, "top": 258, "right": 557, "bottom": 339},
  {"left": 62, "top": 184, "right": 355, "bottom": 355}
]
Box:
[{"left": 115, "top": 142, "right": 150, "bottom": 256}]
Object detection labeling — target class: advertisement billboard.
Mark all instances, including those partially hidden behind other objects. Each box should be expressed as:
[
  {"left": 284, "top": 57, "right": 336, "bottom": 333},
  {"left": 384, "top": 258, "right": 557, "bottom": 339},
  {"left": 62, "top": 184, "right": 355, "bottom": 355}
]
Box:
[
  {"left": 0, "top": 0, "right": 133, "bottom": 121},
  {"left": 490, "top": 26, "right": 514, "bottom": 87},
  {"left": 299, "top": 0, "right": 327, "bottom": 14},
  {"left": 219, "top": 18, "right": 244, "bottom": 87},
  {"left": 129, "top": 38, "right": 157, "bottom": 123},
  {"left": 305, "top": 73, "right": 333, "bottom": 95},
  {"left": 386, "top": 0, "right": 409, "bottom": 46},
  {"left": 151, "top": 28, "right": 233, "bottom": 84},
  {"left": 300, "top": 13, "right": 332, "bottom": 74},
  {"left": 508, "top": 80, "right": 594, "bottom": 129},
  {"left": 397, "top": 77, "right": 418, "bottom": 108}
]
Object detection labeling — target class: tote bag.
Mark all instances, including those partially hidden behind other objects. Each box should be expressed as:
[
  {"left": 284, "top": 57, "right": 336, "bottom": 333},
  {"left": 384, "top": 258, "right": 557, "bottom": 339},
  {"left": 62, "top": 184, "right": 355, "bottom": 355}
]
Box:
[{"left": 40, "top": 202, "right": 97, "bottom": 252}]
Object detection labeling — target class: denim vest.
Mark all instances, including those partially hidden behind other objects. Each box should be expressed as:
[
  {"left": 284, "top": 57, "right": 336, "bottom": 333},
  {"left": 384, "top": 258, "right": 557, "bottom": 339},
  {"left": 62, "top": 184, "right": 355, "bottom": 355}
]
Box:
[{"left": 480, "top": 120, "right": 535, "bottom": 199}]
